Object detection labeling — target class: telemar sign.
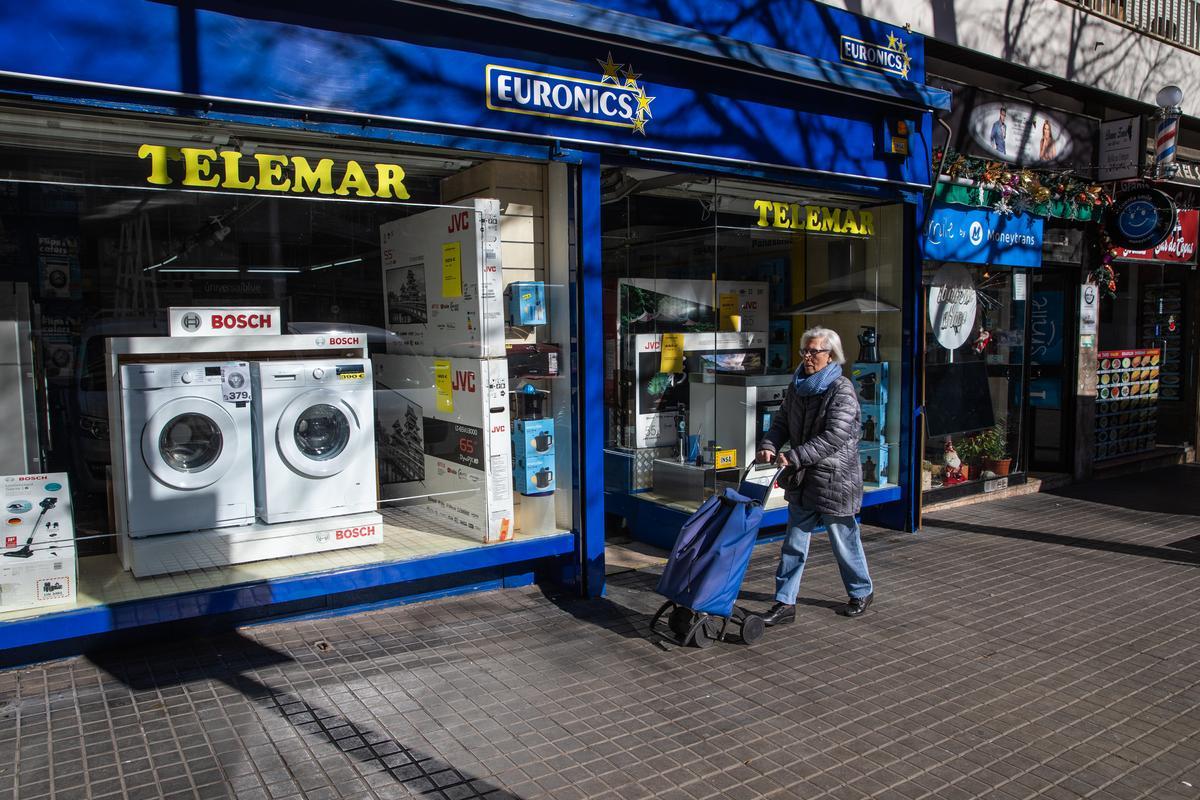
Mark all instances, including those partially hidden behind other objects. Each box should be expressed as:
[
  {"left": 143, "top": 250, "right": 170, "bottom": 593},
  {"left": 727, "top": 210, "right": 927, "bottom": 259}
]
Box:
[
  {"left": 138, "top": 145, "right": 411, "bottom": 198},
  {"left": 754, "top": 201, "right": 875, "bottom": 235},
  {"left": 923, "top": 202, "right": 1044, "bottom": 267}
]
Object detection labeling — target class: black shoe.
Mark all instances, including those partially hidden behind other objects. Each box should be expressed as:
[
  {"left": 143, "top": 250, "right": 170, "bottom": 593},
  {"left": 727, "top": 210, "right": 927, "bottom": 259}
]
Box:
[
  {"left": 841, "top": 593, "right": 874, "bottom": 618},
  {"left": 761, "top": 602, "right": 795, "bottom": 626}
]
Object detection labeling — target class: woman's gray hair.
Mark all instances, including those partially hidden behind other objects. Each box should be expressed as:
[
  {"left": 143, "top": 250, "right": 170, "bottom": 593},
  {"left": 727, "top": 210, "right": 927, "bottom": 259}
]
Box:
[{"left": 801, "top": 326, "right": 846, "bottom": 365}]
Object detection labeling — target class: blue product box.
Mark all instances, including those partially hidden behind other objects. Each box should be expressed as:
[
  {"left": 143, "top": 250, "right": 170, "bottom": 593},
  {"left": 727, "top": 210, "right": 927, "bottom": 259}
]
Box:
[
  {"left": 851, "top": 361, "right": 889, "bottom": 406},
  {"left": 514, "top": 452, "right": 556, "bottom": 495},
  {"left": 858, "top": 442, "right": 888, "bottom": 488},
  {"left": 505, "top": 281, "right": 547, "bottom": 326},
  {"left": 858, "top": 403, "right": 886, "bottom": 444},
  {"left": 512, "top": 418, "right": 555, "bottom": 459}
]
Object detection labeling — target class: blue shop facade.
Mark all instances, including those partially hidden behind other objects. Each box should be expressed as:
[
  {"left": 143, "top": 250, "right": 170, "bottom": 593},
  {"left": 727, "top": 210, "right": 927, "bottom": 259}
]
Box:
[{"left": 0, "top": 0, "right": 948, "bottom": 662}]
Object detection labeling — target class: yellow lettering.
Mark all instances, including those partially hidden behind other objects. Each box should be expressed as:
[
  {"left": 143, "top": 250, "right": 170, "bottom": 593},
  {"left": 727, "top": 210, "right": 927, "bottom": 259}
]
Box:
[
  {"left": 806, "top": 207, "right": 821, "bottom": 231},
  {"left": 138, "top": 144, "right": 172, "bottom": 185},
  {"left": 773, "top": 202, "right": 789, "bottom": 229},
  {"left": 842, "top": 209, "right": 859, "bottom": 235},
  {"left": 790, "top": 203, "right": 803, "bottom": 229},
  {"left": 753, "top": 199, "right": 771, "bottom": 227},
  {"left": 335, "top": 161, "right": 375, "bottom": 197},
  {"left": 255, "top": 154, "right": 291, "bottom": 192},
  {"left": 859, "top": 210, "right": 875, "bottom": 235},
  {"left": 181, "top": 147, "right": 220, "bottom": 188},
  {"left": 220, "top": 151, "right": 255, "bottom": 190},
  {"left": 374, "top": 163, "right": 410, "bottom": 199},
  {"left": 292, "top": 157, "right": 335, "bottom": 194},
  {"left": 821, "top": 206, "right": 841, "bottom": 232}
]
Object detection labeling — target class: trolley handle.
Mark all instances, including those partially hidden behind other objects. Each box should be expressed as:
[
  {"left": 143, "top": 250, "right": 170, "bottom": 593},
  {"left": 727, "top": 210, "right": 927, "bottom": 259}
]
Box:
[{"left": 740, "top": 461, "right": 784, "bottom": 489}]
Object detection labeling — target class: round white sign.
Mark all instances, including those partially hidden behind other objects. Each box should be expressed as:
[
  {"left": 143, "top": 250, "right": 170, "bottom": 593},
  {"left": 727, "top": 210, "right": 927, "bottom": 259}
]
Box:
[
  {"left": 968, "top": 101, "right": 1074, "bottom": 166},
  {"left": 928, "top": 264, "right": 978, "bottom": 350}
]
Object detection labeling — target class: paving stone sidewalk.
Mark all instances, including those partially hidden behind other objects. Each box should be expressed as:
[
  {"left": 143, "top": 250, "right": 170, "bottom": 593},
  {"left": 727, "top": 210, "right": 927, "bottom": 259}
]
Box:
[{"left": 2, "top": 466, "right": 1199, "bottom": 800}]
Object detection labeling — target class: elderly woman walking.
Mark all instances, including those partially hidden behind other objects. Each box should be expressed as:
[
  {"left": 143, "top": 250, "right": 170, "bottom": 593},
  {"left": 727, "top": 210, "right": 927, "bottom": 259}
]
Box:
[{"left": 755, "top": 326, "right": 874, "bottom": 625}]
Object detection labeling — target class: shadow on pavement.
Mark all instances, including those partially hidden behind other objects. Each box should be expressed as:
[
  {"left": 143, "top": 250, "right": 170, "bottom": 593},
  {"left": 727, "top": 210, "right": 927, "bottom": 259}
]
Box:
[
  {"left": 536, "top": 581, "right": 650, "bottom": 641},
  {"left": 1048, "top": 464, "right": 1200, "bottom": 517},
  {"left": 87, "top": 631, "right": 515, "bottom": 800},
  {"left": 923, "top": 518, "right": 1200, "bottom": 566}
]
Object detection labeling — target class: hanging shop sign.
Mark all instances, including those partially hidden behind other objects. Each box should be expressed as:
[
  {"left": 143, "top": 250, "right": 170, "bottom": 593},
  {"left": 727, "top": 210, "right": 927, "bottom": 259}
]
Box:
[
  {"left": 923, "top": 202, "right": 1044, "bottom": 267},
  {"left": 487, "top": 54, "right": 654, "bottom": 135},
  {"left": 1111, "top": 209, "right": 1198, "bottom": 264},
  {"left": 1098, "top": 116, "right": 1144, "bottom": 182},
  {"left": 928, "top": 264, "right": 978, "bottom": 350},
  {"left": 168, "top": 306, "right": 280, "bottom": 337},
  {"left": 1079, "top": 284, "right": 1098, "bottom": 336},
  {"left": 138, "top": 145, "right": 411, "bottom": 199},
  {"left": 838, "top": 31, "right": 914, "bottom": 79},
  {"left": 930, "top": 80, "right": 1098, "bottom": 171},
  {"left": 1104, "top": 186, "right": 1177, "bottom": 250},
  {"left": 753, "top": 201, "right": 875, "bottom": 235}
]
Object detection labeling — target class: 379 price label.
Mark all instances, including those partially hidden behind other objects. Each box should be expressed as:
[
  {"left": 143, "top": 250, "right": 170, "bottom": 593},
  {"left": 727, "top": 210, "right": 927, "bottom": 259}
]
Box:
[{"left": 221, "top": 364, "right": 253, "bottom": 404}]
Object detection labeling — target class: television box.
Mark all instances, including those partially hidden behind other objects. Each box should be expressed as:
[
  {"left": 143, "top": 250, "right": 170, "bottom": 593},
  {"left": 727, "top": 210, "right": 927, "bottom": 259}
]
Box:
[
  {"left": 372, "top": 353, "right": 515, "bottom": 543},
  {"left": 379, "top": 198, "right": 505, "bottom": 358},
  {"left": 850, "top": 362, "right": 889, "bottom": 406},
  {"left": 858, "top": 442, "right": 889, "bottom": 488},
  {"left": 505, "top": 281, "right": 547, "bottom": 326},
  {"left": 858, "top": 403, "right": 886, "bottom": 444}
]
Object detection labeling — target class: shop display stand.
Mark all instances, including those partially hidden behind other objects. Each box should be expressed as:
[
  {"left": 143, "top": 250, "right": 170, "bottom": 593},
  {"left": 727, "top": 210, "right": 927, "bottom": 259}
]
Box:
[{"left": 1094, "top": 348, "right": 1160, "bottom": 462}]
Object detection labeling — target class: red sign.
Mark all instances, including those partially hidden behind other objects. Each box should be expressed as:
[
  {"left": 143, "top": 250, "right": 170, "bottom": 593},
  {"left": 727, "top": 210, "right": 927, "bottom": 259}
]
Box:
[{"left": 1111, "top": 209, "right": 1198, "bottom": 264}]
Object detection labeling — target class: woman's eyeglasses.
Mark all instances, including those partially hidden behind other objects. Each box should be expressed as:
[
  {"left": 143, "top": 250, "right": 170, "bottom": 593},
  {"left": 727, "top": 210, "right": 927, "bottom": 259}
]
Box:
[{"left": 800, "top": 348, "right": 830, "bottom": 357}]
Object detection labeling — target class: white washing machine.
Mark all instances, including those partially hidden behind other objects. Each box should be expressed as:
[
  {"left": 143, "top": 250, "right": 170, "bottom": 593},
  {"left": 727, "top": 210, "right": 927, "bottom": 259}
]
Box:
[
  {"left": 250, "top": 359, "right": 377, "bottom": 524},
  {"left": 119, "top": 362, "right": 256, "bottom": 537}
]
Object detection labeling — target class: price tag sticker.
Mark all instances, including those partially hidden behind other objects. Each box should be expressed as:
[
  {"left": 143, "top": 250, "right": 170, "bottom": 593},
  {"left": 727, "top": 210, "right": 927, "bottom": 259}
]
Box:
[
  {"left": 660, "top": 333, "right": 684, "bottom": 373},
  {"left": 715, "top": 449, "right": 738, "bottom": 469},
  {"left": 442, "top": 242, "right": 463, "bottom": 298},
  {"left": 221, "top": 364, "right": 252, "bottom": 403},
  {"left": 434, "top": 359, "right": 455, "bottom": 413}
]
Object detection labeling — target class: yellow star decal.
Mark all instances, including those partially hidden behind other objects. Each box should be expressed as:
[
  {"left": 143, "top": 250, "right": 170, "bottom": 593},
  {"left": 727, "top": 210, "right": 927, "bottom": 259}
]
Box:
[
  {"left": 597, "top": 52, "right": 623, "bottom": 84},
  {"left": 621, "top": 65, "right": 641, "bottom": 88},
  {"left": 886, "top": 33, "right": 900, "bottom": 50},
  {"left": 632, "top": 115, "right": 647, "bottom": 135},
  {"left": 636, "top": 88, "right": 655, "bottom": 119}
]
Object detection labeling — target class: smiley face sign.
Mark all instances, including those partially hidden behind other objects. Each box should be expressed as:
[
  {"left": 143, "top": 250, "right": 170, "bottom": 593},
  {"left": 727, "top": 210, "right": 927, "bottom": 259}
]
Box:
[{"left": 1106, "top": 187, "right": 1176, "bottom": 250}]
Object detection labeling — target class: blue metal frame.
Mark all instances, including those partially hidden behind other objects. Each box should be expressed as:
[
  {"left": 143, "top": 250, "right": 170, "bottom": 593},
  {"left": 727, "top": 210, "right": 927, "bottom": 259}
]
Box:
[{"left": 0, "top": 534, "right": 574, "bottom": 660}]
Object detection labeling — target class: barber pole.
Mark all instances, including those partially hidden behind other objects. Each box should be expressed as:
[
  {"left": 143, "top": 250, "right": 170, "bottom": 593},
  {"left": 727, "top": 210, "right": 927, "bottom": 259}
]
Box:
[{"left": 1155, "top": 114, "right": 1178, "bottom": 178}]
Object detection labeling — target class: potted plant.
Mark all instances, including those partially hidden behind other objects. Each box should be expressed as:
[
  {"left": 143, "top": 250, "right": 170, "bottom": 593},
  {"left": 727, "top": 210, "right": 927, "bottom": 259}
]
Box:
[{"left": 974, "top": 421, "right": 1012, "bottom": 476}]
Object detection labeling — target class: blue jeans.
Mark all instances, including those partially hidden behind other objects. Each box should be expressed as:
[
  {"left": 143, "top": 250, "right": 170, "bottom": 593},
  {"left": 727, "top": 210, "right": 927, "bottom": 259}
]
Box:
[{"left": 774, "top": 504, "right": 873, "bottom": 604}]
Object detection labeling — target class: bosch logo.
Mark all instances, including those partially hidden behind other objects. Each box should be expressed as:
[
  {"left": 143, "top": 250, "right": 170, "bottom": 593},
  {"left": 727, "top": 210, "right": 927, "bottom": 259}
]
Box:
[
  {"left": 181, "top": 312, "right": 203, "bottom": 331},
  {"left": 335, "top": 525, "right": 376, "bottom": 540},
  {"left": 328, "top": 336, "right": 360, "bottom": 346},
  {"left": 315, "top": 531, "right": 330, "bottom": 544},
  {"left": 17, "top": 476, "right": 47, "bottom": 482},
  {"left": 212, "top": 313, "right": 272, "bottom": 330}
]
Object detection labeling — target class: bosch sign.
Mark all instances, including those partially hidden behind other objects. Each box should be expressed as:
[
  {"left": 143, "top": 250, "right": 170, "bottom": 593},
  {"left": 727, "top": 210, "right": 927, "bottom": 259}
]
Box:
[
  {"left": 335, "top": 525, "right": 377, "bottom": 540},
  {"left": 169, "top": 306, "right": 281, "bottom": 337}
]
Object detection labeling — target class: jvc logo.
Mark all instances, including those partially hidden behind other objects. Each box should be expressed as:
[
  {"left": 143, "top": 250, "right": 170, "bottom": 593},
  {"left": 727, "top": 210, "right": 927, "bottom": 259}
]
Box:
[
  {"left": 491, "top": 424, "right": 506, "bottom": 433},
  {"left": 447, "top": 211, "right": 471, "bottom": 233},
  {"left": 451, "top": 370, "right": 477, "bottom": 392}
]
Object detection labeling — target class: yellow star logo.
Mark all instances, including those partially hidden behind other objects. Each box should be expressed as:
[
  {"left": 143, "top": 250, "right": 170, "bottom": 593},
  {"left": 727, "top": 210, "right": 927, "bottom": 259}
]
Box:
[
  {"left": 899, "top": 54, "right": 911, "bottom": 78},
  {"left": 597, "top": 52, "right": 623, "bottom": 84},
  {"left": 636, "top": 88, "right": 655, "bottom": 119},
  {"left": 621, "top": 65, "right": 641, "bottom": 88},
  {"left": 886, "top": 33, "right": 899, "bottom": 50},
  {"left": 632, "top": 115, "right": 647, "bottom": 135}
]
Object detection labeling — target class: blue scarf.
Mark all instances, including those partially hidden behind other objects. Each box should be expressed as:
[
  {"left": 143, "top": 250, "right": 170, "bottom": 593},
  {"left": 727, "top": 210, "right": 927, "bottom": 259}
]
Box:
[{"left": 794, "top": 363, "right": 842, "bottom": 396}]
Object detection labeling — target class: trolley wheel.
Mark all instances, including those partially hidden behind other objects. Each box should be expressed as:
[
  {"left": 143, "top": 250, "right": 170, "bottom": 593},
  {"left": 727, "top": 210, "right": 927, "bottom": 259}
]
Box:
[
  {"left": 687, "top": 615, "right": 721, "bottom": 649},
  {"left": 740, "top": 613, "right": 766, "bottom": 645},
  {"left": 668, "top": 607, "right": 693, "bottom": 639}
]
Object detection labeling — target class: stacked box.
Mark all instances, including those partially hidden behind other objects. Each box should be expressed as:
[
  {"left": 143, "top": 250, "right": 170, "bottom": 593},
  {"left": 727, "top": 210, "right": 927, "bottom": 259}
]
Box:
[
  {"left": 858, "top": 443, "right": 889, "bottom": 488},
  {"left": 850, "top": 362, "right": 889, "bottom": 406},
  {"left": 512, "top": 418, "right": 555, "bottom": 495},
  {"left": 372, "top": 353, "right": 515, "bottom": 543},
  {"left": 505, "top": 281, "right": 547, "bottom": 326}
]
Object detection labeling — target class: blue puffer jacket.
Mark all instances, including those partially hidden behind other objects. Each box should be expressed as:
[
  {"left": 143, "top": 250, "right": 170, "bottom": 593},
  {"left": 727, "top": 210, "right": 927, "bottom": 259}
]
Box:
[{"left": 757, "top": 375, "right": 863, "bottom": 516}]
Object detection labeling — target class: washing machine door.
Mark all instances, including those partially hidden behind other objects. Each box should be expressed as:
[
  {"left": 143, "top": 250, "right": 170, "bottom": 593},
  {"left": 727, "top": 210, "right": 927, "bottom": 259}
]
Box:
[
  {"left": 275, "top": 389, "right": 362, "bottom": 478},
  {"left": 141, "top": 397, "right": 240, "bottom": 490}
]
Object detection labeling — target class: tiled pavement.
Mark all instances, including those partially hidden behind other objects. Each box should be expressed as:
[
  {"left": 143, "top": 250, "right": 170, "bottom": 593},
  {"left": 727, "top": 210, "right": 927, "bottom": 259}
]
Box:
[{"left": 2, "top": 467, "right": 1199, "bottom": 800}]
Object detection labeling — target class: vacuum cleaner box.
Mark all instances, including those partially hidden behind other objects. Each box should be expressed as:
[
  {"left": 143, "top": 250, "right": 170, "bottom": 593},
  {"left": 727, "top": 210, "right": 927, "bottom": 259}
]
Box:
[
  {"left": 0, "top": 472, "right": 78, "bottom": 613},
  {"left": 380, "top": 198, "right": 505, "bottom": 358},
  {"left": 373, "top": 353, "right": 515, "bottom": 543}
]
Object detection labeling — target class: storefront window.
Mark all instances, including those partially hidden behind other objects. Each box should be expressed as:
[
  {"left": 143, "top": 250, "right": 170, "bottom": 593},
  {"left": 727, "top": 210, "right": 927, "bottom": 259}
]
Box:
[
  {"left": 0, "top": 102, "right": 575, "bottom": 621},
  {"left": 602, "top": 168, "right": 905, "bottom": 519},
  {"left": 922, "top": 263, "right": 1027, "bottom": 491}
]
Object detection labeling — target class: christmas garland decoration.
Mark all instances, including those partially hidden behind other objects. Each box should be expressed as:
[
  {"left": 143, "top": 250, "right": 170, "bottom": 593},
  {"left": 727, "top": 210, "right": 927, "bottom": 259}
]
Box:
[{"left": 933, "top": 146, "right": 1120, "bottom": 296}]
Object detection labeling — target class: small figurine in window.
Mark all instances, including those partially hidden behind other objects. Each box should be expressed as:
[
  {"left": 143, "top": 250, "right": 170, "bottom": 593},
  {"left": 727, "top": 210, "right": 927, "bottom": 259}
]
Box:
[
  {"left": 943, "top": 437, "right": 966, "bottom": 485},
  {"left": 972, "top": 328, "right": 992, "bottom": 355}
]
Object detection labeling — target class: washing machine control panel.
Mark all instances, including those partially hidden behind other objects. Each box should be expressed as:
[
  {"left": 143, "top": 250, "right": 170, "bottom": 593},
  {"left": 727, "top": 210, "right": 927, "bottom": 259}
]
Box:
[{"left": 312, "top": 367, "right": 326, "bottom": 380}]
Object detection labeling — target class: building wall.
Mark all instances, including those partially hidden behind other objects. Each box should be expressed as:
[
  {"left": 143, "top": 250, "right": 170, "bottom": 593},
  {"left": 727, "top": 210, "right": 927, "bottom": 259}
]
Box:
[{"left": 826, "top": 1, "right": 1200, "bottom": 116}]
